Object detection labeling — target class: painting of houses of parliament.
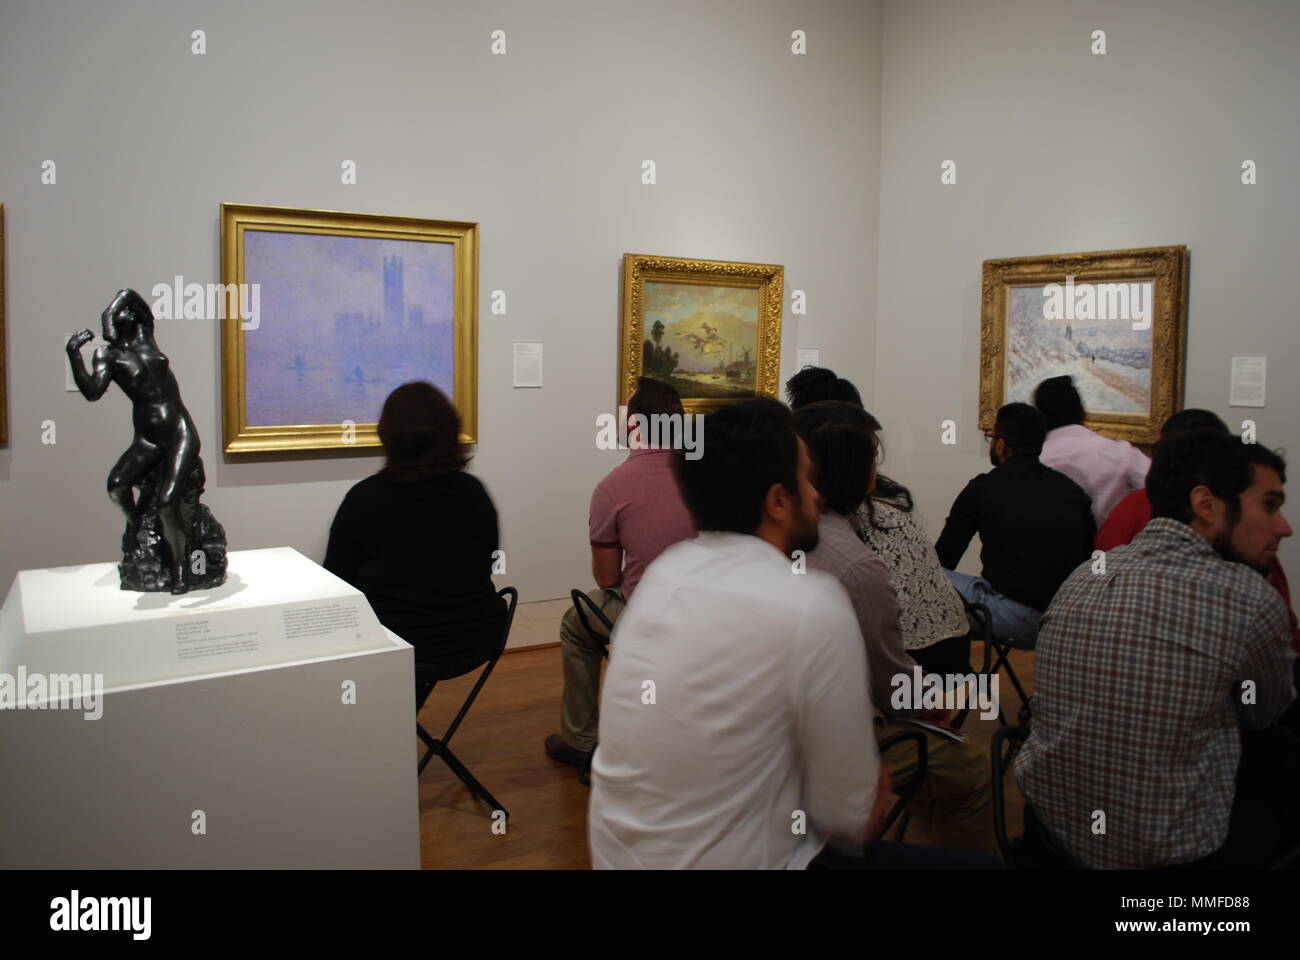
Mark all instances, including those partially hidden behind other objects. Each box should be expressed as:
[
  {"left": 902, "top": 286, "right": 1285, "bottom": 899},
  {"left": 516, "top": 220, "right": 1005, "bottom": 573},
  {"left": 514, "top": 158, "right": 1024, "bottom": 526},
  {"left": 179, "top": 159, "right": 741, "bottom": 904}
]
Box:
[{"left": 243, "top": 231, "right": 455, "bottom": 427}]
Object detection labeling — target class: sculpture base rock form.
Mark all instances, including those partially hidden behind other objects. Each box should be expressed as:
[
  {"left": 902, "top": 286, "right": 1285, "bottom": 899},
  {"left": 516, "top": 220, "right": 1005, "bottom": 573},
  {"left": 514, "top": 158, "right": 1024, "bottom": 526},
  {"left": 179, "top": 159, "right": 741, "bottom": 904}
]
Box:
[{"left": 118, "top": 461, "right": 228, "bottom": 593}]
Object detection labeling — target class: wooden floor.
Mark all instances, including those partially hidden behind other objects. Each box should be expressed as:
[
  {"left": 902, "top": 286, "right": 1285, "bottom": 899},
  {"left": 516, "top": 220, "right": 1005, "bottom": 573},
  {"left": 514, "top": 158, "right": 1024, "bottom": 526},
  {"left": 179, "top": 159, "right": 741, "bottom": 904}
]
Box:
[{"left": 417, "top": 639, "right": 1033, "bottom": 868}]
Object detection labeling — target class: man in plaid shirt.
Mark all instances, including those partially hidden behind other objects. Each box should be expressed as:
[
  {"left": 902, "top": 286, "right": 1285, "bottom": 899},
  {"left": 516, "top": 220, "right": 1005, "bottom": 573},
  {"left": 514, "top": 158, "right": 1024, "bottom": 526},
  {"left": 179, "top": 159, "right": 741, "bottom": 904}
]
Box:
[{"left": 1016, "top": 430, "right": 1297, "bottom": 868}]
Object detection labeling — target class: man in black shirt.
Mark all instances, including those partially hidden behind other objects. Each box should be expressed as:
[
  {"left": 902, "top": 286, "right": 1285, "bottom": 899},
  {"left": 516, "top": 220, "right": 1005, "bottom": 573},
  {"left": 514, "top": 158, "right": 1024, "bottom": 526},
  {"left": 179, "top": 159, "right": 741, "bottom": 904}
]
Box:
[{"left": 936, "top": 403, "right": 1094, "bottom": 645}]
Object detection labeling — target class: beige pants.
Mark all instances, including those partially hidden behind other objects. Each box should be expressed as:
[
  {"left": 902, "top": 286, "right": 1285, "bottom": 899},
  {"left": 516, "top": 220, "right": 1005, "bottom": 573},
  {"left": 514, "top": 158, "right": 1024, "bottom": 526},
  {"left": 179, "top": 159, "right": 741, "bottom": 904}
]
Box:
[
  {"left": 559, "top": 588, "right": 626, "bottom": 751},
  {"left": 875, "top": 716, "right": 1000, "bottom": 859}
]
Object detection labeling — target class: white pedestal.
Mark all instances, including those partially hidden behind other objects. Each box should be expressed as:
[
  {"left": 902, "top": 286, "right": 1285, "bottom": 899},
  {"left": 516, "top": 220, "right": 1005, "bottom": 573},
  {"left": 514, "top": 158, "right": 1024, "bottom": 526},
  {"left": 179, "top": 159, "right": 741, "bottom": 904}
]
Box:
[{"left": 0, "top": 548, "right": 419, "bottom": 868}]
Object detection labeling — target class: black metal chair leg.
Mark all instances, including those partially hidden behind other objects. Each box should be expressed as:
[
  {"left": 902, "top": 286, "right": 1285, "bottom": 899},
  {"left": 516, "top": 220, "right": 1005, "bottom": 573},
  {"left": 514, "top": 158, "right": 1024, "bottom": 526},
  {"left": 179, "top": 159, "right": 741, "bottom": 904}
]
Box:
[
  {"left": 990, "top": 641, "right": 1033, "bottom": 720},
  {"left": 990, "top": 724, "right": 1027, "bottom": 865},
  {"left": 417, "top": 723, "right": 438, "bottom": 774},
  {"left": 892, "top": 811, "right": 912, "bottom": 842},
  {"left": 953, "top": 601, "right": 995, "bottom": 729},
  {"left": 569, "top": 589, "right": 614, "bottom": 786},
  {"left": 877, "top": 730, "right": 928, "bottom": 841},
  {"left": 438, "top": 742, "right": 508, "bottom": 819},
  {"left": 412, "top": 587, "right": 518, "bottom": 818},
  {"left": 1003, "top": 659, "right": 1033, "bottom": 708}
]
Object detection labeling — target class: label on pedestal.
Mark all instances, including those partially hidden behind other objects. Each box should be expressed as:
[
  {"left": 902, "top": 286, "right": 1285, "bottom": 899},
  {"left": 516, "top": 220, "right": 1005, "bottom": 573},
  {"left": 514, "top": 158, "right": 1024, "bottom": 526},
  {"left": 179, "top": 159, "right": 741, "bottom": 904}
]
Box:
[{"left": 0, "top": 547, "right": 396, "bottom": 693}]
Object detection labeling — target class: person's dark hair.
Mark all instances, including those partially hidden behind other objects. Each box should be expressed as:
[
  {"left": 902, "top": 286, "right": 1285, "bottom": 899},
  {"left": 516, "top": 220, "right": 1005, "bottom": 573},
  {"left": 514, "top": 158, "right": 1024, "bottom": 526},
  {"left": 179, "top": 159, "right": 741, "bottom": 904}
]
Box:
[
  {"left": 864, "top": 475, "right": 914, "bottom": 529},
  {"left": 1148, "top": 430, "right": 1287, "bottom": 524},
  {"left": 838, "top": 405, "right": 916, "bottom": 528},
  {"left": 675, "top": 399, "right": 801, "bottom": 534},
  {"left": 1033, "top": 376, "right": 1085, "bottom": 430},
  {"left": 627, "top": 376, "right": 684, "bottom": 420},
  {"left": 786, "top": 366, "right": 862, "bottom": 409},
  {"left": 377, "top": 381, "right": 469, "bottom": 482},
  {"left": 1159, "top": 408, "right": 1229, "bottom": 443},
  {"left": 785, "top": 371, "right": 915, "bottom": 525},
  {"left": 792, "top": 402, "right": 876, "bottom": 514},
  {"left": 994, "top": 403, "right": 1047, "bottom": 457}
]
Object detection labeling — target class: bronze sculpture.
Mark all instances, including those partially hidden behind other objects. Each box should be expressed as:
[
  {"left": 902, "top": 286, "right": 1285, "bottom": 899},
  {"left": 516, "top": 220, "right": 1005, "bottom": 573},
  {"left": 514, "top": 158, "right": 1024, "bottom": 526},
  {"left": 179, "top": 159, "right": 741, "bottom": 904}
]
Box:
[{"left": 66, "top": 289, "right": 227, "bottom": 593}]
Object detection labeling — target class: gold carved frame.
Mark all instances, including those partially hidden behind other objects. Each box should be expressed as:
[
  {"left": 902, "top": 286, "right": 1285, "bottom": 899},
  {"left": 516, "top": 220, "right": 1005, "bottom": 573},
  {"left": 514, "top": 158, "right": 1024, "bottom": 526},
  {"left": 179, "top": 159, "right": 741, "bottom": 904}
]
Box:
[
  {"left": 980, "top": 245, "right": 1187, "bottom": 445},
  {"left": 220, "top": 203, "right": 478, "bottom": 453},
  {"left": 619, "top": 253, "right": 783, "bottom": 413}
]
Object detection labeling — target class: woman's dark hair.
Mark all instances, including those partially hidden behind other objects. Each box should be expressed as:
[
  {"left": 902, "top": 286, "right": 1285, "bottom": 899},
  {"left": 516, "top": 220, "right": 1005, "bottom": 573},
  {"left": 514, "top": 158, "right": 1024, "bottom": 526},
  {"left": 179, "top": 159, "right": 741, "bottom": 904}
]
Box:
[
  {"left": 863, "top": 473, "right": 914, "bottom": 529},
  {"left": 792, "top": 402, "right": 876, "bottom": 514},
  {"left": 675, "top": 399, "right": 801, "bottom": 534},
  {"left": 377, "top": 381, "right": 469, "bottom": 482},
  {"left": 786, "top": 366, "right": 862, "bottom": 409},
  {"left": 1033, "top": 376, "right": 1085, "bottom": 430},
  {"left": 836, "top": 404, "right": 916, "bottom": 528},
  {"left": 1148, "top": 429, "right": 1286, "bottom": 524},
  {"left": 786, "top": 371, "right": 917, "bottom": 524}
]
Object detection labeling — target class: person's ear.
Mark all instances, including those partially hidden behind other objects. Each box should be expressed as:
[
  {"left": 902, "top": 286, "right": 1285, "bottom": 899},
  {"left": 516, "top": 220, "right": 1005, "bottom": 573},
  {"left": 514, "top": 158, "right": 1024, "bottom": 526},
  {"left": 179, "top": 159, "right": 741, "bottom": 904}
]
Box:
[
  {"left": 1188, "top": 484, "right": 1220, "bottom": 527},
  {"left": 763, "top": 481, "right": 789, "bottom": 525}
]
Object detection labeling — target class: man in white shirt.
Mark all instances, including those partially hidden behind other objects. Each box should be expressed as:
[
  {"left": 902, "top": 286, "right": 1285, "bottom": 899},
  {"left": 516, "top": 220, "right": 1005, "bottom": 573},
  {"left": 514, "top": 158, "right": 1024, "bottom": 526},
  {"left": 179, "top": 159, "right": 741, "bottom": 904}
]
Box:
[
  {"left": 1033, "top": 376, "right": 1149, "bottom": 525},
  {"left": 587, "top": 399, "right": 885, "bottom": 869}
]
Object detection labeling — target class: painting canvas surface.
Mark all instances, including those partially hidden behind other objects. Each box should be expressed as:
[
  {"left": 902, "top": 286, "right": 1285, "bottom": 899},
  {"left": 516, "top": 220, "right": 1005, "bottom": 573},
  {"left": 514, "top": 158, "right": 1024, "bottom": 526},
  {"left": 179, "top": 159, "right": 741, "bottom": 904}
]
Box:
[
  {"left": 243, "top": 231, "right": 455, "bottom": 427},
  {"left": 642, "top": 281, "right": 760, "bottom": 400},
  {"left": 1003, "top": 281, "right": 1153, "bottom": 416}
]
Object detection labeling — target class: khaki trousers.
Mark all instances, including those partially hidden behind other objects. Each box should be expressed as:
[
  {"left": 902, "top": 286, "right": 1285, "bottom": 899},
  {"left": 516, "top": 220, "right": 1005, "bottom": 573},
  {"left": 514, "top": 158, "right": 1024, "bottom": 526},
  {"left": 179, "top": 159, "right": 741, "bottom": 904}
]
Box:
[
  {"left": 875, "top": 716, "right": 1000, "bottom": 859},
  {"left": 559, "top": 588, "right": 626, "bottom": 751}
]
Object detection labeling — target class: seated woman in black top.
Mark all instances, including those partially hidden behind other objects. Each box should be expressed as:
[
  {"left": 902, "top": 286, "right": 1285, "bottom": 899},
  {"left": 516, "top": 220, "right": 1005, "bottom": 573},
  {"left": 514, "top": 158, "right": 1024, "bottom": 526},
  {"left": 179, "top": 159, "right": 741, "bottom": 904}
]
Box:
[{"left": 324, "top": 382, "right": 506, "bottom": 679}]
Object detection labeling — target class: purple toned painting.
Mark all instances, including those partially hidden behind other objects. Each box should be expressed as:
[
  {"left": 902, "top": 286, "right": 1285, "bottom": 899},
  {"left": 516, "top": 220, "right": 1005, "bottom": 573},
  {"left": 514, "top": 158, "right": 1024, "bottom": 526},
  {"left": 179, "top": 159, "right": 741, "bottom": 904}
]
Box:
[{"left": 243, "top": 231, "right": 454, "bottom": 427}]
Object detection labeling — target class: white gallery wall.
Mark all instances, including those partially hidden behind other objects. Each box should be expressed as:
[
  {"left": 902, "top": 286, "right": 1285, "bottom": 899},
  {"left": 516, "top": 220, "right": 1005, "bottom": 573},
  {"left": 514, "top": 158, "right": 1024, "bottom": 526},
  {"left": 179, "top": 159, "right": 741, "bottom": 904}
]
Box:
[
  {"left": 874, "top": 0, "right": 1300, "bottom": 577},
  {"left": 0, "top": 0, "right": 882, "bottom": 598}
]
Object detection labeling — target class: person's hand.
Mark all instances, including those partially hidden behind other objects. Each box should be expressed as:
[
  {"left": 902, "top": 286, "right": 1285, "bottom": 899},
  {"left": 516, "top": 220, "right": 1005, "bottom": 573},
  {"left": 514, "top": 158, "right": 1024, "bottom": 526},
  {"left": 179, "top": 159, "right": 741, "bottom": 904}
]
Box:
[{"left": 67, "top": 329, "right": 94, "bottom": 353}]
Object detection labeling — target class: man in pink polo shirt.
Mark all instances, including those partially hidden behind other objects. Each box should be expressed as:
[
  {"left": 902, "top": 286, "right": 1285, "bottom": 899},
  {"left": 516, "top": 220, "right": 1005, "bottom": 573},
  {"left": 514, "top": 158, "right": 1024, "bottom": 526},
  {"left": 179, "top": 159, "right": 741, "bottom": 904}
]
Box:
[
  {"left": 1034, "top": 375, "right": 1150, "bottom": 526},
  {"left": 545, "top": 378, "right": 697, "bottom": 769}
]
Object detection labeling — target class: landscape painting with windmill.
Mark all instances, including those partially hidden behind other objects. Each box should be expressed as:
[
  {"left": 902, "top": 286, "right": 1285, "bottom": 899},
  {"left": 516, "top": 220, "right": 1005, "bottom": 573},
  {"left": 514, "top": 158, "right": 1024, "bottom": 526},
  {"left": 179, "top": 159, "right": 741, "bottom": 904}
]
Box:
[{"left": 641, "top": 281, "right": 760, "bottom": 400}]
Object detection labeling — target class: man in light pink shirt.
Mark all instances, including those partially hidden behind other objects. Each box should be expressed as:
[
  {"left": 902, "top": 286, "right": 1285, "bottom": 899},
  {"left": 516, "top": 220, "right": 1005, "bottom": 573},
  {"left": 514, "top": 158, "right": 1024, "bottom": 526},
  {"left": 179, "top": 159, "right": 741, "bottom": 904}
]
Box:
[
  {"left": 545, "top": 378, "right": 697, "bottom": 768},
  {"left": 1034, "top": 375, "right": 1149, "bottom": 526}
]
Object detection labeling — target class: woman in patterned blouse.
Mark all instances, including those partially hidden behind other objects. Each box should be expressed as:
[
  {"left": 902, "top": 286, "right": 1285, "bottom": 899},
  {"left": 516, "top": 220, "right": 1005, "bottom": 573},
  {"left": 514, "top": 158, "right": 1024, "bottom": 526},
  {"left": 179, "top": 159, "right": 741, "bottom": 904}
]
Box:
[
  {"left": 787, "top": 367, "right": 972, "bottom": 674},
  {"left": 853, "top": 469, "right": 973, "bottom": 676}
]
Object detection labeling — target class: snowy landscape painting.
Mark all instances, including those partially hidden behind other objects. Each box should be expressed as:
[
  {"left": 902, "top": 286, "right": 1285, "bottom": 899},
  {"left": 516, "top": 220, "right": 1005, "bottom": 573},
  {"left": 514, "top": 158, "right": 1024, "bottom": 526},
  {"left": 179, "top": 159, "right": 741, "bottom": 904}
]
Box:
[
  {"left": 979, "top": 246, "right": 1188, "bottom": 445},
  {"left": 1003, "top": 281, "right": 1153, "bottom": 416}
]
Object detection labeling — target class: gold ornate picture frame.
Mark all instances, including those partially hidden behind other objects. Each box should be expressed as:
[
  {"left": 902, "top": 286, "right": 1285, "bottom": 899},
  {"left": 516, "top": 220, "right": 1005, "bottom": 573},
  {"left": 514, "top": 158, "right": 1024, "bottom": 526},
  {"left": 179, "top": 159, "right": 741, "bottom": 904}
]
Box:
[
  {"left": 220, "top": 203, "right": 478, "bottom": 453},
  {"left": 619, "top": 253, "right": 783, "bottom": 413},
  {"left": 980, "top": 245, "right": 1187, "bottom": 445}
]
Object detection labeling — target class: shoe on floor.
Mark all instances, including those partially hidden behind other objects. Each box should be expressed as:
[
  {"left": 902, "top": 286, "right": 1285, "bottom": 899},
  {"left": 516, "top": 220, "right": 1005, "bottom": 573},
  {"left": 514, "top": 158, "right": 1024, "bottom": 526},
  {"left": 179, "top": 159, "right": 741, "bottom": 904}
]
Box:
[{"left": 545, "top": 733, "right": 592, "bottom": 769}]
